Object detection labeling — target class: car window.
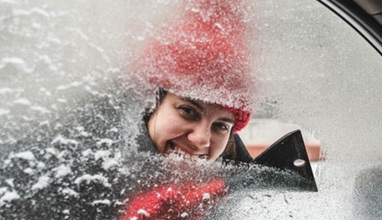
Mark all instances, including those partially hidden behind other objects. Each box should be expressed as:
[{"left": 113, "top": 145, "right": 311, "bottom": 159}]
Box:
[
  {"left": 1, "top": 0, "right": 382, "bottom": 219},
  {"left": 234, "top": 0, "right": 382, "bottom": 219}
]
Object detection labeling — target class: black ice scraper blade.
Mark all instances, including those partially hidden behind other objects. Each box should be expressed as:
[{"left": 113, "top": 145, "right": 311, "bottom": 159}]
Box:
[{"left": 252, "top": 130, "right": 318, "bottom": 192}]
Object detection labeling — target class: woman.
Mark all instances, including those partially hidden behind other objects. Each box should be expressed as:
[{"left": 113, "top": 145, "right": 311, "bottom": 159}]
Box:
[
  {"left": 122, "top": 0, "right": 257, "bottom": 219},
  {"left": 143, "top": 89, "right": 253, "bottom": 163},
  {"left": 131, "top": 0, "right": 256, "bottom": 161}
]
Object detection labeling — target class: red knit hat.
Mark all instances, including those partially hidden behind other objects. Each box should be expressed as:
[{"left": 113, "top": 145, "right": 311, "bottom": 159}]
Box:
[{"left": 133, "top": 0, "right": 256, "bottom": 133}]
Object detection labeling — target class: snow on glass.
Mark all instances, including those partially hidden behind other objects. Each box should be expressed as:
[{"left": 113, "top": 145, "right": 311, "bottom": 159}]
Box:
[
  {"left": 0, "top": 0, "right": 264, "bottom": 219},
  {"left": 2, "top": 0, "right": 382, "bottom": 219}
]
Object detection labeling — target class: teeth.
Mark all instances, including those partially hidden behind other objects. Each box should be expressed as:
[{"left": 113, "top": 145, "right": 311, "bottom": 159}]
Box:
[
  {"left": 198, "top": 155, "right": 208, "bottom": 160},
  {"left": 174, "top": 146, "right": 186, "bottom": 155},
  {"left": 169, "top": 145, "right": 207, "bottom": 161},
  {"left": 191, "top": 155, "right": 199, "bottom": 160}
]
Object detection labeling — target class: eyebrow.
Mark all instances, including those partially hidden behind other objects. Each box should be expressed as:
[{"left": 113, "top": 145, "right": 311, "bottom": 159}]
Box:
[
  {"left": 180, "top": 97, "right": 204, "bottom": 111},
  {"left": 180, "top": 97, "right": 234, "bottom": 124},
  {"left": 219, "top": 117, "right": 235, "bottom": 124}
]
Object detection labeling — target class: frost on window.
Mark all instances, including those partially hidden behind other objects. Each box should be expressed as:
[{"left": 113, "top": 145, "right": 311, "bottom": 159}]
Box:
[
  {"left": 0, "top": 1, "right": 267, "bottom": 219},
  {"left": 0, "top": 1, "right": 143, "bottom": 218},
  {"left": 1, "top": 0, "right": 382, "bottom": 219},
  {"left": 226, "top": 0, "right": 382, "bottom": 219}
]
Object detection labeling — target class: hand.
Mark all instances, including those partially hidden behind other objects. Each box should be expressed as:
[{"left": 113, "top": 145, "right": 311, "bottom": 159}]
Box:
[{"left": 121, "top": 178, "right": 226, "bottom": 220}]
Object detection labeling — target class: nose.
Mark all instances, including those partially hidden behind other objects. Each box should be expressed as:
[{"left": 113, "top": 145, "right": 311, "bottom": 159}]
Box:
[{"left": 187, "top": 123, "right": 211, "bottom": 149}]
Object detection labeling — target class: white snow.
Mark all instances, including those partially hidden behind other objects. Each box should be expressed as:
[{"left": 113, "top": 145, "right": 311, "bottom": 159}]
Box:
[
  {"left": 56, "top": 81, "right": 82, "bottom": 91},
  {"left": 45, "top": 147, "right": 58, "bottom": 155},
  {"left": 75, "top": 126, "right": 91, "bottom": 137},
  {"left": 0, "top": 57, "right": 33, "bottom": 73},
  {"left": 37, "top": 162, "right": 46, "bottom": 169},
  {"left": 92, "top": 199, "right": 111, "bottom": 206},
  {"left": 61, "top": 188, "right": 79, "bottom": 197},
  {"left": 96, "top": 138, "right": 114, "bottom": 147},
  {"left": 31, "top": 175, "right": 51, "bottom": 191},
  {"left": 102, "top": 158, "right": 119, "bottom": 170},
  {"left": 31, "top": 105, "right": 50, "bottom": 114},
  {"left": 39, "top": 88, "right": 51, "bottom": 96},
  {"left": 94, "top": 150, "right": 110, "bottom": 161},
  {"left": 180, "top": 212, "right": 189, "bottom": 218},
  {"left": 39, "top": 121, "right": 50, "bottom": 126},
  {"left": 0, "top": 190, "right": 20, "bottom": 206},
  {"left": 0, "top": 88, "right": 12, "bottom": 94},
  {"left": 109, "top": 127, "right": 119, "bottom": 133},
  {"left": 13, "top": 98, "right": 32, "bottom": 106},
  {"left": 137, "top": 209, "right": 150, "bottom": 217},
  {"left": 0, "top": 187, "right": 8, "bottom": 196},
  {"left": 202, "top": 193, "right": 210, "bottom": 200},
  {"left": 74, "top": 174, "right": 111, "bottom": 188},
  {"left": 53, "top": 164, "right": 71, "bottom": 178},
  {"left": 23, "top": 167, "right": 35, "bottom": 175},
  {"left": 51, "top": 135, "right": 79, "bottom": 146},
  {"left": 0, "top": 109, "right": 10, "bottom": 116},
  {"left": 5, "top": 179, "right": 14, "bottom": 187},
  {"left": 12, "top": 151, "right": 36, "bottom": 161},
  {"left": 82, "top": 149, "right": 93, "bottom": 157},
  {"left": 12, "top": 8, "right": 50, "bottom": 17},
  {"left": 80, "top": 131, "right": 91, "bottom": 137}
]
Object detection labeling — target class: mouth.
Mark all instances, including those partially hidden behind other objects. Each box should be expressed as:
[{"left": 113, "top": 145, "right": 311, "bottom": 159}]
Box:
[{"left": 165, "top": 141, "right": 208, "bottom": 161}]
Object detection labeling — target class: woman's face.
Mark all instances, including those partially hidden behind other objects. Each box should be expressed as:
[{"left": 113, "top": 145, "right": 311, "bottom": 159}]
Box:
[{"left": 148, "top": 93, "right": 234, "bottom": 162}]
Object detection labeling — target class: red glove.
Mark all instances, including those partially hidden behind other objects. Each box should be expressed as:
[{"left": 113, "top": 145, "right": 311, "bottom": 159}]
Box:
[{"left": 121, "top": 178, "right": 226, "bottom": 220}]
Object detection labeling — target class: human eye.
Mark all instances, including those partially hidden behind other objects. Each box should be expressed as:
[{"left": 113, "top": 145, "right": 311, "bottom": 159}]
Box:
[
  {"left": 178, "top": 105, "right": 199, "bottom": 121},
  {"left": 212, "top": 122, "right": 231, "bottom": 133}
]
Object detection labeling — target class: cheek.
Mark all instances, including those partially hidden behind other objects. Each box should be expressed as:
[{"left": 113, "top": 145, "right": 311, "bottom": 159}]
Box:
[
  {"left": 149, "top": 114, "right": 180, "bottom": 153},
  {"left": 153, "top": 111, "right": 185, "bottom": 138},
  {"left": 209, "top": 136, "right": 230, "bottom": 159}
]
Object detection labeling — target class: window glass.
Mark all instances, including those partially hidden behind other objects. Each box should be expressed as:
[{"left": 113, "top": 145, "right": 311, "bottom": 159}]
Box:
[{"left": 1, "top": 0, "right": 382, "bottom": 219}]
